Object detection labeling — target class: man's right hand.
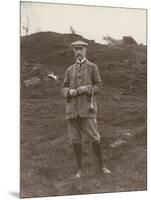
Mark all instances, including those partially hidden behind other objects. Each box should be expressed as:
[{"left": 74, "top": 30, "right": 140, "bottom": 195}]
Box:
[{"left": 69, "top": 89, "right": 77, "bottom": 97}]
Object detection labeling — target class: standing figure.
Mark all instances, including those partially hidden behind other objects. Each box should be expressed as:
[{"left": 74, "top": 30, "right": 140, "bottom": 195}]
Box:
[{"left": 61, "top": 40, "right": 111, "bottom": 178}]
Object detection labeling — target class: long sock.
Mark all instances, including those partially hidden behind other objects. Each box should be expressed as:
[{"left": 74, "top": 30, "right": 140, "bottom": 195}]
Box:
[
  {"left": 73, "top": 143, "right": 82, "bottom": 170},
  {"left": 92, "top": 141, "right": 104, "bottom": 170}
]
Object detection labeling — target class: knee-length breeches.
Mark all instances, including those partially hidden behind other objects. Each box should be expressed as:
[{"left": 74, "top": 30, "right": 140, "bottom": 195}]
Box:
[{"left": 67, "top": 115, "right": 100, "bottom": 143}]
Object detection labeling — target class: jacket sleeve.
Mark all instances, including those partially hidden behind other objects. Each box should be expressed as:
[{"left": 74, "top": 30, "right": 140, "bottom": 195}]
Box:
[
  {"left": 93, "top": 64, "right": 103, "bottom": 94},
  {"left": 61, "top": 68, "right": 70, "bottom": 99},
  {"left": 86, "top": 64, "right": 103, "bottom": 96}
]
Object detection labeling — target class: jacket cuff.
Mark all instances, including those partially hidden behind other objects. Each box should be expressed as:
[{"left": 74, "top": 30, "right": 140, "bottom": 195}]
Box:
[
  {"left": 93, "top": 85, "right": 100, "bottom": 94},
  {"left": 86, "top": 85, "right": 100, "bottom": 96}
]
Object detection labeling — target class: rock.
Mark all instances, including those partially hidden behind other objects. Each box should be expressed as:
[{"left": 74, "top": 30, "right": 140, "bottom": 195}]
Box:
[{"left": 110, "top": 138, "right": 127, "bottom": 148}]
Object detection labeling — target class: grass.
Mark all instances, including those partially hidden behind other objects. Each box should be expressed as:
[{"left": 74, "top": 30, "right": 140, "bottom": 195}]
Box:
[{"left": 20, "top": 87, "right": 147, "bottom": 198}]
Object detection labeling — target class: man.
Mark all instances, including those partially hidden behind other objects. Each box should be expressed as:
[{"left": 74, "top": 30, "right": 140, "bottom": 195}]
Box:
[{"left": 61, "top": 40, "right": 111, "bottom": 178}]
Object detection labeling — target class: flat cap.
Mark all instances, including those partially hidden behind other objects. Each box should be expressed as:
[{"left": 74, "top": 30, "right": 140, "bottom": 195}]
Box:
[{"left": 71, "top": 40, "right": 88, "bottom": 48}]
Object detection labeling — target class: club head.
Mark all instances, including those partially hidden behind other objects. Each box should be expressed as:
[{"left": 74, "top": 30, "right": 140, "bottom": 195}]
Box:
[{"left": 89, "top": 104, "right": 95, "bottom": 112}]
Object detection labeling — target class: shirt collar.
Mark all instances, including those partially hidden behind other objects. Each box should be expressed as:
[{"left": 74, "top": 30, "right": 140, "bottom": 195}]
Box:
[{"left": 76, "top": 57, "right": 86, "bottom": 65}]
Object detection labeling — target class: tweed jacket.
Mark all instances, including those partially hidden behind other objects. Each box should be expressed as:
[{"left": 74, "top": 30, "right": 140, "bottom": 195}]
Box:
[{"left": 61, "top": 58, "right": 103, "bottom": 119}]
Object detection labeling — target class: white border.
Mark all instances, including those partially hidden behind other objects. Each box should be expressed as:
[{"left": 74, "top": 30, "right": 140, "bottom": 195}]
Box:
[{"left": 0, "top": 0, "right": 150, "bottom": 199}]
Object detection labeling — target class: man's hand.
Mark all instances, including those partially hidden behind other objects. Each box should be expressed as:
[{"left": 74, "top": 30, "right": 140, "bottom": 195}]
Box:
[
  {"left": 77, "top": 86, "right": 86, "bottom": 95},
  {"left": 69, "top": 89, "right": 77, "bottom": 97}
]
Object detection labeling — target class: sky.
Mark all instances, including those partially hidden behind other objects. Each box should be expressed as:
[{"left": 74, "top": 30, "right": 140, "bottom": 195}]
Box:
[{"left": 21, "top": 2, "right": 147, "bottom": 45}]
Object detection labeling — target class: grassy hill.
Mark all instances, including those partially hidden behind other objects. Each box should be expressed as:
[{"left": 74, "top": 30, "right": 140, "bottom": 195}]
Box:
[{"left": 20, "top": 32, "right": 147, "bottom": 198}]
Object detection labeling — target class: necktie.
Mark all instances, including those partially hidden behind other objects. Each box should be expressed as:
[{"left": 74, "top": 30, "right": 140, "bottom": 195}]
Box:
[{"left": 79, "top": 62, "right": 81, "bottom": 69}]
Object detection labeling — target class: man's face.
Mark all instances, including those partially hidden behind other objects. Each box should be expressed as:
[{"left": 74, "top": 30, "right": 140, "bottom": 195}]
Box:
[{"left": 73, "top": 46, "right": 87, "bottom": 61}]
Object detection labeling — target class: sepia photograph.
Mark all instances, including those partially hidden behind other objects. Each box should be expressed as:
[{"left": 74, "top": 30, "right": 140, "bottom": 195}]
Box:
[{"left": 20, "top": 1, "right": 147, "bottom": 198}]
